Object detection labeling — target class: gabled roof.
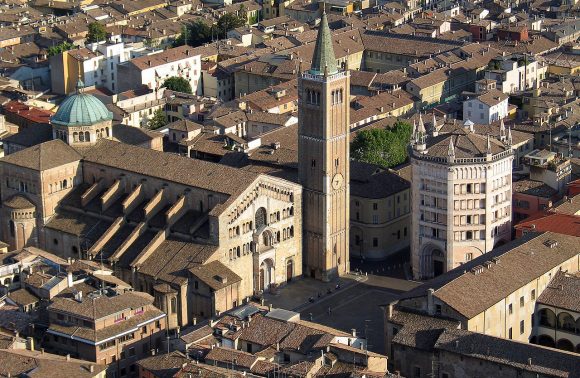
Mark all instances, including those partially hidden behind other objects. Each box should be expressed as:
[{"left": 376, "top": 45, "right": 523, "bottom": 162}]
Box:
[
  {"left": 400, "top": 232, "right": 580, "bottom": 319},
  {"left": 1, "top": 139, "right": 81, "bottom": 171}
]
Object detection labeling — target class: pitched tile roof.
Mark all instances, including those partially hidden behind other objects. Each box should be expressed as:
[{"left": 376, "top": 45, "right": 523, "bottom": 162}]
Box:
[
  {"left": 389, "top": 309, "right": 460, "bottom": 351},
  {"left": 0, "top": 349, "right": 106, "bottom": 378},
  {"left": 188, "top": 261, "right": 242, "bottom": 291},
  {"left": 78, "top": 139, "right": 259, "bottom": 198},
  {"left": 536, "top": 270, "right": 580, "bottom": 313},
  {"left": 514, "top": 213, "right": 580, "bottom": 237},
  {"left": 48, "top": 291, "right": 153, "bottom": 320},
  {"left": 238, "top": 314, "right": 295, "bottom": 346},
  {"left": 1, "top": 139, "right": 81, "bottom": 171},
  {"left": 401, "top": 232, "right": 580, "bottom": 319},
  {"left": 434, "top": 328, "right": 580, "bottom": 377}
]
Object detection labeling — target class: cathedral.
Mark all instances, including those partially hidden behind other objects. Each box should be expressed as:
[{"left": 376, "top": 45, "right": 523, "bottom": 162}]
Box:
[{"left": 0, "top": 15, "right": 350, "bottom": 328}]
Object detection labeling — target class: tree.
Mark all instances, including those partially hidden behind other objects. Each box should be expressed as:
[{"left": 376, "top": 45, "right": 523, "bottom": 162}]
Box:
[
  {"left": 216, "top": 12, "right": 246, "bottom": 37},
  {"left": 87, "top": 22, "right": 107, "bottom": 43},
  {"left": 47, "top": 41, "right": 74, "bottom": 57},
  {"left": 173, "top": 20, "right": 213, "bottom": 47},
  {"left": 350, "top": 120, "right": 413, "bottom": 168},
  {"left": 162, "top": 76, "right": 193, "bottom": 94},
  {"left": 147, "top": 109, "right": 167, "bottom": 130}
]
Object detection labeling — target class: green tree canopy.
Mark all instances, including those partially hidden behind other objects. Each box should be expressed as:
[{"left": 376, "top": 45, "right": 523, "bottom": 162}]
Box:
[
  {"left": 87, "top": 22, "right": 107, "bottom": 43},
  {"left": 350, "top": 120, "right": 413, "bottom": 168},
  {"left": 217, "top": 12, "right": 246, "bottom": 36},
  {"left": 173, "top": 13, "right": 246, "bottom": 47},
  {"left": 47, "top": 41, "right": 74, "bottom": 57},
  {"left": 162, "top": 76, "right": 193, "bottom": 94},
  {"left": 173, "top": 20, "right": 213, "bottom": 47},
  {"left": 147, "top": 109, "right": 167, "bottom": 130}
]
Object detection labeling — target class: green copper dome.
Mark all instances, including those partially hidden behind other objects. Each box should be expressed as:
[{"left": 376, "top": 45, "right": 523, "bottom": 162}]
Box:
[
  {"left": 309, "top": 12, "right": 338, "bottom": 76},
  {"left": 52, "top": 81, "right": 113, "bottom": 127}
]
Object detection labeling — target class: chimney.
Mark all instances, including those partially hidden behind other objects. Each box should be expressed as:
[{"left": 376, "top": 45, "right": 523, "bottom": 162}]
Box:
[
  {"left": 66, "top": 354, "right": 70, "bottom": 361},
  {"left": 427, "top": 288, "right": 435, "bottom": 315},
  {"left": 193, "top": 317, "right": 197, "bottom": 325},
  {"left": 67, "top": 271, "right": 73, "bottom": 288},
  {"left": 26, "top": 337, "right": 34, "bottom": 351},
  {"left": 528, "top": 358, "right": 532, "bottom": 366},
  {"left": 268, "top": 304, "right": 273, "bottom": 311},
  {"left": 387, "top": 303, "right": 394, "bottom": 320},
  {"left": 89, "top": 365, "right": 95, "bottom": 373},
  {"left": 351, "top": 329, "right": 357, "bottom": 337}
]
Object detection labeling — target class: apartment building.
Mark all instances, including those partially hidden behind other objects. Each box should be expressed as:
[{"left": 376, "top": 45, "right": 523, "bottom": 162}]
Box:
[
  {"left": 50, "top": 42, "right": 136, "bottom": 95},
  {"left": 117, "top": 46, "right": 202, "bottom": 95},
  {"left": 484, "top": 53, "right": 547, "bottom": 94},
  {"left": 45, "top": 290, "right": 167, "bottom": 378}
]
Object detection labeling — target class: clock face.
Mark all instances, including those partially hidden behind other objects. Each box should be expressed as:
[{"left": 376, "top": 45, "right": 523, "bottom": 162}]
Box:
[{"left": 332, "top": 173, "right": 344, "bottom": 190}]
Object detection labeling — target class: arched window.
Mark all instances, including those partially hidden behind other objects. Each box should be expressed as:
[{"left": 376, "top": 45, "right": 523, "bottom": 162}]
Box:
[
  {"left": 255, "top": 207, "right": 267, "bottom": 230},
  {"left": 105, "top": 128, "right": 110, "bottom": 137},
  {"left": 73, "top": 132, "right": 79, "bottom": 142},
  {"left": 290, "top": 226, "right": 294, "bottom": 237},
  {"left": 79, "top": 132, "right": 85, "bottom": 142},
  {"left": 236, "top": 247, "right": 241, "bottom": 258},
  {"left": 276, "top": 231, "right": 280, "bottom": 242},
  {"left": 289, "top": 206, "right": 294, "bottom": 216},
  {"left": 558, "top": 312, "right": 576, "bottom": 332},
  {"left": 9, "top": 220, "right": 15, "bottom": 238},
  {"left": 556, "top": 338, "right": 574, "bottom": 352},
  {"left": 539, "top": 308, "right": 556, "bottom": 328},
  {"left": 85, "top": 131, "right": 90, "bottom": 142},
  {"left": 62, "top": 179, "right": 67, "bottom": 189}
]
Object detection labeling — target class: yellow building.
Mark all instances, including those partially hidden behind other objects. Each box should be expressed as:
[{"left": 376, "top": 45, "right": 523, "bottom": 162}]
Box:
[
  {"left": 391, "top": 231, "right": 580, "bottom": 343},
  {"left": 350, "top": 161, "right": 410, "bottom": 261}
]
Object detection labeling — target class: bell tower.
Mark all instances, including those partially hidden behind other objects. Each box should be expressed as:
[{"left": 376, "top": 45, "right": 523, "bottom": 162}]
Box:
[{"left": 298, "top": 12, "right": 350, "bottom": 281}]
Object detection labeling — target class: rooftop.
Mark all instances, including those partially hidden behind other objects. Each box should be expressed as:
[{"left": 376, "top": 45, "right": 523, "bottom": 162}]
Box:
[
  {"left": 536, "top": 270, "right": 580, "bottom": 313},
  {"left": 400, "top": 232, "right": 580, "bottom": 319}
]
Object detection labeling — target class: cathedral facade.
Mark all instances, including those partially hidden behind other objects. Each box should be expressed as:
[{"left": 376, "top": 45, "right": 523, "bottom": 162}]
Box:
[{"left": 0, "top": 83, "right": 302, "bottom": 329}]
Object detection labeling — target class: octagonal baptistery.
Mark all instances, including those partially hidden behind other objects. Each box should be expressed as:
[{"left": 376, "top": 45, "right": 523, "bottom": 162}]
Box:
[{"left": 51, "top": 81, "right": 114, "bottom": 146}]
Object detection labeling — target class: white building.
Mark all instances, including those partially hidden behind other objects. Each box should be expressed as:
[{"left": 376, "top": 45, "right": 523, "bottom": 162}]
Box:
[
  {"left": 117, "top": 45, "right": 202, "bottom": 95},
  {"left": 50, "top": 41, "right": 156, "bottom": 95},
  {"left": 485, "top": 53, "right": 547, "bottom": 94},
  {"left": 463, "top": 89, "right": 509, "bottom": 125},
  {"left": 112, "top": 87, "right": 167, "bottom": 128},
  {"left": 410, "top": 115, "right": 514, "bottom": 280}
]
